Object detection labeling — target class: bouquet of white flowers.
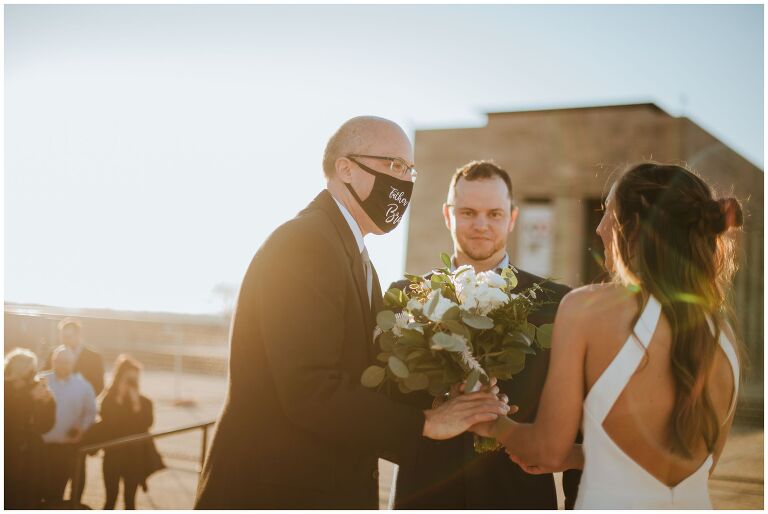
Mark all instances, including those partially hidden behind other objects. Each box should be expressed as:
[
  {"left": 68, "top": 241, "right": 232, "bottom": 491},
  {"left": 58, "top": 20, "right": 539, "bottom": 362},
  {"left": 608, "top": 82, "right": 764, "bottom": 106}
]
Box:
[{"left": 361, "top": 253, "right": 554, "bottom": 453}]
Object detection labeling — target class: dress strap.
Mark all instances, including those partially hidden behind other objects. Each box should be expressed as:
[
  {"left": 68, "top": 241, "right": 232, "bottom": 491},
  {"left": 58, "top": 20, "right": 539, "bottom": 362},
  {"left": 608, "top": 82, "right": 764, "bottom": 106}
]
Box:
[
  {"left": 718, "top": 329, "right": 740, "bottom": 424},
  {"left": 705, "top": 317, "right": 740, "bottom": 424},
  {"left": 586, "top": 296, "right": 663, "bottom": 423}
]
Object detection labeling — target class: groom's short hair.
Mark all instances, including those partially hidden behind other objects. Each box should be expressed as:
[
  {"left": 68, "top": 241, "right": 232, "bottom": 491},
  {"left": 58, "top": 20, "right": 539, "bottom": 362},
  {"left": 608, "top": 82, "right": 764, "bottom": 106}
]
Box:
[{"left": 448, "top": 160, "right": 515, "bottom": 209}]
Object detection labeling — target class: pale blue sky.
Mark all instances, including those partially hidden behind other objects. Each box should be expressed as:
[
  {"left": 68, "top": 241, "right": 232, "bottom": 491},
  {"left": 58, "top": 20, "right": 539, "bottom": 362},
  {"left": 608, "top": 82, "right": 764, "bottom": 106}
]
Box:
[{"left": 5, "top": 4, "right": 763, "bottom": 314}]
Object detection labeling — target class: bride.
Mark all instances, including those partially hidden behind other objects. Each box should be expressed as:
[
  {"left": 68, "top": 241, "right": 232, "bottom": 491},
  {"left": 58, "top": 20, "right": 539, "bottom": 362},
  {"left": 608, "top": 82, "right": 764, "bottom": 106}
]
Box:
[{"left": 473, "top": 162, "right": 744, "bottom": 509}]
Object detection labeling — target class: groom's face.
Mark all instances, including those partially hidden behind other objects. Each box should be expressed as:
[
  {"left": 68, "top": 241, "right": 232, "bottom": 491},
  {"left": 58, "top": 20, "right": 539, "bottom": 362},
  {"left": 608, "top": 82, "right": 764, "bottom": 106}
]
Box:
[{"left": 444, "top": 176, "right": 517, "bottom": 262}]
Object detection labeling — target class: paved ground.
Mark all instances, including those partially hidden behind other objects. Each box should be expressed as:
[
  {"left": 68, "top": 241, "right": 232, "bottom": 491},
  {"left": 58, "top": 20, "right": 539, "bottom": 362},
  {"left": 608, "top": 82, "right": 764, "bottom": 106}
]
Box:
[{"left": 71, "top": 369, "right": 762, "bottom": 510}]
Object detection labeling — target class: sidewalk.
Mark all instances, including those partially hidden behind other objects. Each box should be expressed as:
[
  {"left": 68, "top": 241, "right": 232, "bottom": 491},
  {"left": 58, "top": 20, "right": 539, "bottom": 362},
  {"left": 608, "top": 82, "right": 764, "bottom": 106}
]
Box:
[{"left": 73, "top": 369, "right": 762, "bottom": 510}]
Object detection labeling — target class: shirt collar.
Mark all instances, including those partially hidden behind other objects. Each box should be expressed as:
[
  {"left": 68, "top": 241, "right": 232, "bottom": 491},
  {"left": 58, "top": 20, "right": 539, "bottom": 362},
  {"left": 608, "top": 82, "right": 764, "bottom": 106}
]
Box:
[
  {"left": 451, "top": 253, "right": 510, "bottom": 273},
  {"left": 331, "top": 195, "right": 365, "bottom": 253}
]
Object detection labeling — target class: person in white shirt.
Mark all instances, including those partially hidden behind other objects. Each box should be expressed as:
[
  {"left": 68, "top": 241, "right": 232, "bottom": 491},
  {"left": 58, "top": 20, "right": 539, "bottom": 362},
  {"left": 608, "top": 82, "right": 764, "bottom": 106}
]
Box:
[{"left": 42, "top": 346, "right": 96, "bottom": 506}]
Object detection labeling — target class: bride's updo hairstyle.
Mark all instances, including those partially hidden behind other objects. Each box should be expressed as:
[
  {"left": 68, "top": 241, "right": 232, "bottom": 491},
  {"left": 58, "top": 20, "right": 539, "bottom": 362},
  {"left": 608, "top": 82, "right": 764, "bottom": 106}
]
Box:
[{"left": 609, "top": 162, "right": 743, "bottom": 459}]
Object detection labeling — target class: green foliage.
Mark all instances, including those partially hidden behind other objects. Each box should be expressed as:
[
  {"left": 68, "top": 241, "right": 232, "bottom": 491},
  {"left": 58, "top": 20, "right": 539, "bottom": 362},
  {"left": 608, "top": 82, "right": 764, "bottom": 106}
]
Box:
[
  {"left": 430, "top": 332, "right": 468, "bottom": 352},
  {"left": 384, "top": 288, "right": 408, "bottom": 309},
  {"left": 536, "top": 323, "right": 554, "bottom": 348},
  {"left": 388, "top": 356, "right": 410, "bottom": 378},
  {"left": 361, "top": 366, "right": 385, "bottom": 387},
  {"left": 362, "top": 255, "right": 555, "bottom": 407},
  {"left": 462, "top": 312, "right": 495, "bottom": 329},
  {"left": 377, "top": 310, "right": 396, "bottom": 331}
]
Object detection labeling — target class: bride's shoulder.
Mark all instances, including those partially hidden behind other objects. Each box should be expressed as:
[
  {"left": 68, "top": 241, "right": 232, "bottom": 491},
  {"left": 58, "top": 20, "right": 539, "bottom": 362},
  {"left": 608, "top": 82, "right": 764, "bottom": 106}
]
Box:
[{"left": 558, "top": 283, "right": 639, "bottom": 323}]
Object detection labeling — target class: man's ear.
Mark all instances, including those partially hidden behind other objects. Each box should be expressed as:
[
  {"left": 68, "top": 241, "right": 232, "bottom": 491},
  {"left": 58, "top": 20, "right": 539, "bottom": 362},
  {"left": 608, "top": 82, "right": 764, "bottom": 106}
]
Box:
[
  {"left": 508, "top": 206, "right": 519, "bottom": 233},
  {"left": 335, "top": 157, "right": 353, "bottom": 183},
  {"left": 442, "top": 203, "right": 452, "bottom": 230}
]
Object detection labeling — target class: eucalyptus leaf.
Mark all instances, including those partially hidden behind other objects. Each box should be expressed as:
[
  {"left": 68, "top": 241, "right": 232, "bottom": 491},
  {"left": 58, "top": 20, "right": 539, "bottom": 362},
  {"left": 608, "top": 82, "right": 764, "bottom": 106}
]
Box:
[
  {"left": 441, "top": 252, "right": 452, "bottom": 268},
  {"left": 536, "top": 324, "right": 554, "bottom": 348},
  {"left": 384, "top": 288, "right": 407, "bottom": 308},
  {"left": 503, "top": 267, "right": 519, "bottom": 289},
  {"left": 430, "top": 332, "right": 468, "bottom": 353},
  {"left": 442, "top": 306, "right": 461, "bottom": 321},
  {"left": 400, "top": 328, "right": 425, "bottom": 345},
  {"left": 424, "top": 291, "right": 441, "bottom": 318},
  {"left": 405, "top": 273, "right": 424, "bottom": 283},
  {"left": 388, "top": 356, "right": 410, "bottom": 378},
  {"left": 361, "top": 366, "right": 386, "bottom": 388},
  {"left": 376, "top": 352, "right": 389, "bottom": 363},
  {"left": 376, "top": 310, "right": 396, "bottom": 331},
  {"left": 464, "top": 368, "right": 481, "bottom": 393},
  {"left": 499, "top": 349, "right": 526, "bottom": 375},
  {"left": 404, "top": 372, "right": 429, "bottom": 391},
  {"left": 430, "top": 275, "right": 444, "bottom": 291},
  {"left": 379, "top": 332, "right": 395, "bottom": 352},
  {"left": 442, "top": 320, "right": 471, "bottom": 340},
  {"left": 406, "top": 349, "right": 428, "bottom": 361},
  {"left": 462, "top": 312, "right": 495, "bottom": 330}
]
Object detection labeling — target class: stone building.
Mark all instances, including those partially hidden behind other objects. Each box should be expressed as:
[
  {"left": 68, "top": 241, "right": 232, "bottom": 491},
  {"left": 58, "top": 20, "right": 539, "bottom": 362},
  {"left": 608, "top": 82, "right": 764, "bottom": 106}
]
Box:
[{"left": 406, "top": 103, "right": 763, "bottom": 416}]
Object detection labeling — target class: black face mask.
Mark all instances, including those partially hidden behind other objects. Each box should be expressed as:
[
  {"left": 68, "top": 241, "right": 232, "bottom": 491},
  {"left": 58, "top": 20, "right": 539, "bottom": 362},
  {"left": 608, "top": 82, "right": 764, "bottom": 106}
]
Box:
[{"left": 345, "top": 158, "right": 414, "bottom": 233}]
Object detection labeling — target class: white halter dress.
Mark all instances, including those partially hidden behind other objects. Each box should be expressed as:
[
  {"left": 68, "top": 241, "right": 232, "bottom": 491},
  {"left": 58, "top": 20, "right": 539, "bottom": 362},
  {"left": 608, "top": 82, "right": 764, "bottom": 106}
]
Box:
[{"left": 575, "top": 295, "right": 739, "bottom": 509}]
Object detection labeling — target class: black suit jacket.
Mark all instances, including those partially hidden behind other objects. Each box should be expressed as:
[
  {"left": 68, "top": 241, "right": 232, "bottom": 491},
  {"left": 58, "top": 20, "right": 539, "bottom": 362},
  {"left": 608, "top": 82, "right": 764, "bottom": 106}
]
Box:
[
  {"left": 194, "top": 191, "right": 426, "bottom": 509},
  {"left": 44, "top": 345, "right": 104, "bottom": 397},
  {"left": 389, "top": 269, "right": 582, "bottom": 509}
]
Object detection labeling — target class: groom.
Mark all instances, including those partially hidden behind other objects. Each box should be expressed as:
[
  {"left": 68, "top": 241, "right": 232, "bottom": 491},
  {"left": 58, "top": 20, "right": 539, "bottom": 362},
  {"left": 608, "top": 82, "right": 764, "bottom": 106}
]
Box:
[
  {"left": 391, "top": 160, "right": 582, "bottom": 509},
  {"left": 194, "top": 117, "right": 510, "bottom": 509}
]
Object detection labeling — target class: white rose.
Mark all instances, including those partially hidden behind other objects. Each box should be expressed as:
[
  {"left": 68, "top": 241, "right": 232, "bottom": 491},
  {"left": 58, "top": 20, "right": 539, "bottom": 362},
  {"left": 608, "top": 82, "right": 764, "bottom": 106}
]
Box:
[
  {"left": 475, "top": 283, "right": 510, "bottom": 315},
  {"left": 425, "top": 290, "right": 458, "bottom": 322},
  {"left": 477, "top": 270, "right": 507, "bottom": 289},
  {"left": 457, "top": 284, "right": 479, "bottom": 311}
]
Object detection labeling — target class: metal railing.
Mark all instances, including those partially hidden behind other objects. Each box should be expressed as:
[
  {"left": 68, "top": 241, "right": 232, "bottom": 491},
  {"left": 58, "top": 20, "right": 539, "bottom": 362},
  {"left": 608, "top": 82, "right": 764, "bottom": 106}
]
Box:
[{"left": 71, "top": 420, "right": 216, "bottom": 506}]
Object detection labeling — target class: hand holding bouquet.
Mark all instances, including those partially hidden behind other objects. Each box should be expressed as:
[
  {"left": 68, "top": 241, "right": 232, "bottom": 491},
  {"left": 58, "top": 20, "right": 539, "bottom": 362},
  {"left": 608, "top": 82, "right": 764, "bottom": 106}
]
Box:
[{"left": 361, "top": 253, "right": 554, "bottom": 452}]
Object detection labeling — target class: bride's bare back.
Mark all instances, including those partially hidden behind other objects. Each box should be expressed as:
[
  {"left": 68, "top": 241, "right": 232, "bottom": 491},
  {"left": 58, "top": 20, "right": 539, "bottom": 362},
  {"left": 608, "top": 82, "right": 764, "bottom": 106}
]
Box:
[{"left": 582, "top": 283, "right": 737, "bottom": 487}]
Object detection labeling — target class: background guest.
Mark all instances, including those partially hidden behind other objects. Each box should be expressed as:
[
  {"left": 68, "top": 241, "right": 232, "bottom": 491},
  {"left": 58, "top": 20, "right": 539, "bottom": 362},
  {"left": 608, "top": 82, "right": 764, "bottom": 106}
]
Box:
[
  {"left": 45, "top": 317, "right": 105, "bottom": 396},
  {"left": 4, "top": 348, "right": 56, "bottom": 509},
  {"left": 41, "top": 346, "right": 97, "bottom": 506},
  {"left": 98, "top": 354, "right": 164, "bottom": 509}
]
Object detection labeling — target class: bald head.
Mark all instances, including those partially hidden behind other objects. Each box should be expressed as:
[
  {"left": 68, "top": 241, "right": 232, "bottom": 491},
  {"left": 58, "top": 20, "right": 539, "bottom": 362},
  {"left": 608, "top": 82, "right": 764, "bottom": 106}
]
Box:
[
  {"left": 322, "top": 116, "right": 411, "bottom": 179},
  {"left": 52, "top": 345, "right": 75, "bottom": 378}
]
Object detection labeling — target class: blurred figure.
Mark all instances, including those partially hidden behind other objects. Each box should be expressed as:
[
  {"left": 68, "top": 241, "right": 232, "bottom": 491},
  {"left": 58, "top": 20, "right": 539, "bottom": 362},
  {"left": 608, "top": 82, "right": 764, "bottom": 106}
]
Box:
[
  {"left": 4, "top": 348, "right": 56, "bottom": 509},
  {"left": 41, "top": 346, "right": 97, "bottom": 506},
  {"left": 99, "top": 354, "right": 165, "bottom": 510},
  {"left": 47, "top": 317, "right": 105, "bottom": 396}
]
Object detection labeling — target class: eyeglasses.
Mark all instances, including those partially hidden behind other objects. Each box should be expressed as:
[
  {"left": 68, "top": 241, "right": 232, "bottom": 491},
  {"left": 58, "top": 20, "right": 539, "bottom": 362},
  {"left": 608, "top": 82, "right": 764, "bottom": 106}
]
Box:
[{"left": 347, "top": 154, "right": 417, "bottom": 180}]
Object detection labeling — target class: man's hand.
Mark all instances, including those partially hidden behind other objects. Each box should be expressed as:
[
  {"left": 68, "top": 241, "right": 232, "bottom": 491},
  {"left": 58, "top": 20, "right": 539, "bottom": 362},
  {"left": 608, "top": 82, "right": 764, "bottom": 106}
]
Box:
[
  {"left": 423, "top": 391, "right": 510, "bottom": 440},
  {"left": 67, "top": 427, "right": 82, "bottom": 442}
]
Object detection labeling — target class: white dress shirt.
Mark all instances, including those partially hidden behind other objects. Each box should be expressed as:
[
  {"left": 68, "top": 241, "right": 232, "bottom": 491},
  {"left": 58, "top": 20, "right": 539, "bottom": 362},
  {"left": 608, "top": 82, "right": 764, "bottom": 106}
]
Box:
[{"left": 42, "top": 372, "right": 96, "bottom": 444}]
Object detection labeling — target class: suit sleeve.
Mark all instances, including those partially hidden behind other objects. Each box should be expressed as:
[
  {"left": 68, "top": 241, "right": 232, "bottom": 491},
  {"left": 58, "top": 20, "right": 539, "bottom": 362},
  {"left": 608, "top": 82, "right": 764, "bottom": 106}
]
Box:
[{"left": 255, "top": 229, "right": 425, "bottom": 463}]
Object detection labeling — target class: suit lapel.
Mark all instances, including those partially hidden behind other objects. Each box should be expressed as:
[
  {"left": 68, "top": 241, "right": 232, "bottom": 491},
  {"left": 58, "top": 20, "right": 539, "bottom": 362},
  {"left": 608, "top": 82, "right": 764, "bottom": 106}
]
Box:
[{"left": 309, "top": 190, "right": 375, "bottom": 337}]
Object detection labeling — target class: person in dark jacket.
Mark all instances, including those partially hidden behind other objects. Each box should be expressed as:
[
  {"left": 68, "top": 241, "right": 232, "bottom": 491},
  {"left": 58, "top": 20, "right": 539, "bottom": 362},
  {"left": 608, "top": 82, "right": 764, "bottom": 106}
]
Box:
[
  {"left": 4, "top": 348, "right": 57, "bottom": 509},
  {"left": 97, "top": 354, "right": 164, "bottom": 509},
  {"left": 194, "top": 117, "right": 510, "bottom": 509},
  {"left": 51, "top": 317, "right": 105, "bottom": 396},
  {"left": 389, "top": 160, "right": 582, "bottom": 509}
]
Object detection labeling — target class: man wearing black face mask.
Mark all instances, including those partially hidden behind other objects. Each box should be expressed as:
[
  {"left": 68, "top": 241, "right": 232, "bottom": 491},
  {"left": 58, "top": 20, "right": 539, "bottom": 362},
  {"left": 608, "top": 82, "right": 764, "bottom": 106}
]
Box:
[{"left": 195, "top": 116, "right": 511, "bottom": 509}]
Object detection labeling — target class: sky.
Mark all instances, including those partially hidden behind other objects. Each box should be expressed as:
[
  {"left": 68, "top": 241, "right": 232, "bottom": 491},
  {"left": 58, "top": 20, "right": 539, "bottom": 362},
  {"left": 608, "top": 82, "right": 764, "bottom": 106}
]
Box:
[{"left": 5, "top": 4, "right": 764, "bottom": 314}]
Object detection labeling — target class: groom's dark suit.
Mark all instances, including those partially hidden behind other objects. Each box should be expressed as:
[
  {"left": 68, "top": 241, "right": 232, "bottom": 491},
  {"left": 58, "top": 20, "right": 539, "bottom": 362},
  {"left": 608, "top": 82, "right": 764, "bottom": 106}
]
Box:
[
  {"left": 195, "top": 190, "right": 426, "bottom": 509},
  {"left": 390, "top": 269, "right": 582, "bottom": 509}
]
